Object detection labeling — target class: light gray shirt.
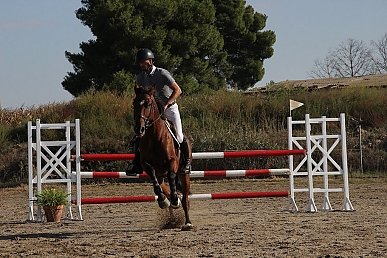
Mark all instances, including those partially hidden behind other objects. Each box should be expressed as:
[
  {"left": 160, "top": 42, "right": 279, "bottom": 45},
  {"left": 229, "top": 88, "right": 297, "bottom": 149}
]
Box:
[{"left": 136, "top": 66, "right": 175, "bottom": 106}]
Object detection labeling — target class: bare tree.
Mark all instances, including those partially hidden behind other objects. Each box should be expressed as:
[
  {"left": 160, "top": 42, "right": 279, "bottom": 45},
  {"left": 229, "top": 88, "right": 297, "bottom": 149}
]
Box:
[
  {"left": 308, "top": 56, "right": 337, "bottom": 78},
  {"left": 309, "top": 38, "right": 374, "bottom": 78},
  {"left": 330, "top": 38, "right": 373, "bottom": 77},
  {"left": 371, "top": 33, "right": 387, "bottom": 73}
]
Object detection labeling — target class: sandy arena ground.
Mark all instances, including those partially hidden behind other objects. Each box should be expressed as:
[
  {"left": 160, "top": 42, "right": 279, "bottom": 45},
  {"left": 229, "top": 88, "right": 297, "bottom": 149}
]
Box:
[{"left": 1, "top": 177, "right": 386, "bottom": 257}]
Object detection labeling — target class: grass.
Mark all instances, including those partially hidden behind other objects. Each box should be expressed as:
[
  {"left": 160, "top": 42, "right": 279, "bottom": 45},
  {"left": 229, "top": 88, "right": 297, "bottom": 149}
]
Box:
[{"left": 1, "top": 85, "right": 387, "bottom": 186}]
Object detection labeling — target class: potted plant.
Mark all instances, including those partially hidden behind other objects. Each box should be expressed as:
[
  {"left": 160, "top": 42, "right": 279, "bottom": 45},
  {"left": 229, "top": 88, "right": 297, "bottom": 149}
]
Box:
[{"left": 36, "top": 188, "right": 69, "bottom": 222}]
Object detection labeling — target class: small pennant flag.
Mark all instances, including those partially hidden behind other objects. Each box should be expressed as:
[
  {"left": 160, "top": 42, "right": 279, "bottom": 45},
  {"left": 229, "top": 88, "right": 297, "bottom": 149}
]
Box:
[{"left": 290, "top": 99, "right": 304, "bottom": 111}]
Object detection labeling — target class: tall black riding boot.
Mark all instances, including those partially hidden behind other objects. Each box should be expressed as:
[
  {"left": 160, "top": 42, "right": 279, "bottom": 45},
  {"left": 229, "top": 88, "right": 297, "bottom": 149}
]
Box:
[
  {"left": 126, "top": 137, "right": 143, "bottom": 176},
  {"left": 180, "top": 138, "right": 191, "bottom": 174}
]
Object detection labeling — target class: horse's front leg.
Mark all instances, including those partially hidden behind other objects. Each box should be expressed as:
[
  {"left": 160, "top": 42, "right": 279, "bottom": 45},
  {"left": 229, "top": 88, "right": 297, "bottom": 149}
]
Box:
[
  {"left": 145, "top": 162, "right": 170, "bottom": 209},
  {"left": 167, "top": 168, "right": 181, "bottom": 209},
  {"left": 160, "top": 182, "right": 170, "bottom": 197}
]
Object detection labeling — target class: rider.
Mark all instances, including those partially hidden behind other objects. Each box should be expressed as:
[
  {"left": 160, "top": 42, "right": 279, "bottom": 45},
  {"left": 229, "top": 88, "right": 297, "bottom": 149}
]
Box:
[{"left": 126, "top": 48, "right": 191, "bottom": 175}]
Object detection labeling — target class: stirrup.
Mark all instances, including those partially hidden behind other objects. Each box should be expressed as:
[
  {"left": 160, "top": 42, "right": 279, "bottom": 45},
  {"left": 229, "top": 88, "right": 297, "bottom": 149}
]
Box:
[{"left": 182, "top": 160, "right": 191, "bottom": 174}]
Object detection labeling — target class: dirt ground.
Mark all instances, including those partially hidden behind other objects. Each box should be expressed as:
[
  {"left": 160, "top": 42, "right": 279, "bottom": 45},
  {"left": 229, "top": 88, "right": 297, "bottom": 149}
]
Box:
[{"left": 1, "top": 177, "right": 386, "bottom": 258}]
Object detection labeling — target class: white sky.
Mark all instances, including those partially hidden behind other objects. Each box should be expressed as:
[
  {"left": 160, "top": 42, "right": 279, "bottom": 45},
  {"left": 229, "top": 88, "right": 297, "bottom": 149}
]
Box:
[{"left": 1, "top": 0, "right": 387, "bottom": 109}]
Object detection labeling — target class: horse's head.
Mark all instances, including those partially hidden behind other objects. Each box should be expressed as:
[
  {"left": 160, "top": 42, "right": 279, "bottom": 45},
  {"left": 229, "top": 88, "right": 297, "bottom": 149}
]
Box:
[{"left": 133, "top": 84, "right": 158, "bottom": 137}]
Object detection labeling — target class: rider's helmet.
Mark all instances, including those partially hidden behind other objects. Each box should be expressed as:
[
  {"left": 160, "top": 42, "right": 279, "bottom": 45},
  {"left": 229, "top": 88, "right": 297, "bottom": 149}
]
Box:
[{"left": 135, "top": 48, "right": 154, "bottom": 64}]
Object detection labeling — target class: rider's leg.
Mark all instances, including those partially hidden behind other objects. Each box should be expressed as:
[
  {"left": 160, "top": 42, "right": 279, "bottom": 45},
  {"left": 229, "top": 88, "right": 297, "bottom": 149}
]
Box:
[
  {"left": 163, "top": 104, "right": 184, "bottom": 143},
  {"left": 179, "top": 137, "right": 191, "bottom": 174},
  {"left": 125, "top": 137, "right": 143, "bottom": 175},
  {"left": 164, "top": 104, "right": 191, "bottom": 173}
]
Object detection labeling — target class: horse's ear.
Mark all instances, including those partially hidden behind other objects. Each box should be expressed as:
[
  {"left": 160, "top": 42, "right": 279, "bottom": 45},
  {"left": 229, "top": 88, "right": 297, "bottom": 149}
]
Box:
[{"left": 149, "top": 84, "right": 156, "bottom": 95}]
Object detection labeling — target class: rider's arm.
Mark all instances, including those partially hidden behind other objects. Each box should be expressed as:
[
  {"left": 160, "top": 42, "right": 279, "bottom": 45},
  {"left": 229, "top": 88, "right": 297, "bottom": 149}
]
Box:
[{"left": 164, "top": 82, "right": 182, "bottom": 110}]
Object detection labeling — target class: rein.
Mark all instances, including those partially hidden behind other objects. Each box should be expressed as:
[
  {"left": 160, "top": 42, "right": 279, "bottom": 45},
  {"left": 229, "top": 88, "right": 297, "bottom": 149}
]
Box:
[
  {"left": 141, "top": 112, "right": 163, "bottom": 130},
  {"left": 138, "top": 97, "right": 163, "bottom": 131},
  {"left": 136, "top": 92, "right": 178, "bottom": 144}
]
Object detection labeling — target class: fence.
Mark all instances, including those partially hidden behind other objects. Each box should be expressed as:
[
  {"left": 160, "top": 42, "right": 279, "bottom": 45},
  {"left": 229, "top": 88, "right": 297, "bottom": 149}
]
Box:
[{"left": 27, "top": 113, "right": 353, "bottom": 222}]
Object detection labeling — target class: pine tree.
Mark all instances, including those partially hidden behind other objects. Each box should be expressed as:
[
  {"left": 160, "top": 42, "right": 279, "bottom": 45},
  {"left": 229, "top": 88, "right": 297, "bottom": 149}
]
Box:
[
  {"left": 212, "top": 0, "right": 276, "bottom": 90},
  {"left": 62, "top": 0, "right": 275, "bottom": 96}
]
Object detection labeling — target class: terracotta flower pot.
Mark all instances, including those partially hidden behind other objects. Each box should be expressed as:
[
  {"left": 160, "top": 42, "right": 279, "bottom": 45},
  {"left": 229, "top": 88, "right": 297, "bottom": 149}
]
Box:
[{"left": 43, "top": 205, "right": 64, "bottom": 222}]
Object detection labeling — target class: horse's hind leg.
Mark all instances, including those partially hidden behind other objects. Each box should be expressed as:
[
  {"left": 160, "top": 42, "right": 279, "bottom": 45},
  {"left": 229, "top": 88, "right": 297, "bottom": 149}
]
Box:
[
  {"left": 145, "top": 163, "right": 170, "bottom": 209},
  {"left": 167, "top": 169, "right": 181, "bottom": 209},
  {"left": 179, "top": 173, "right": 193, "bottom": 231}
]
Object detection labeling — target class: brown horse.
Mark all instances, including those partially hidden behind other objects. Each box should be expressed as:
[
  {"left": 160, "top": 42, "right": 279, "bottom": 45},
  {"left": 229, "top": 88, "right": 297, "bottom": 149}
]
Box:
[{"left": 133, "top": 84, "right": 193, "bottom": 231}]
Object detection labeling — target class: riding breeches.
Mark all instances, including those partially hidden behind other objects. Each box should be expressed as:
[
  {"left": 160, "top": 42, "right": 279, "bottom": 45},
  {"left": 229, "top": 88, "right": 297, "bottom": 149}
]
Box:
[{"left": 163, "top": 103, "right": 184, "bottom": 143}]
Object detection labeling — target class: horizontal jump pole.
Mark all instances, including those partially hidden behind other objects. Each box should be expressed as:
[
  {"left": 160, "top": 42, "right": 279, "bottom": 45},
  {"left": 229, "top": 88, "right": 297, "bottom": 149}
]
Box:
[
  {"left": 72, "top": 169, "right": 289, "bottom": 179},
  {"left": 194, "top": 149, "right": 305, "bottom": 159},
  {"left": 71, "top": 191, "right": 289, "bottom": 205},
  {"left": 71, "top": 149, "right": 305, "bottom": 161}
]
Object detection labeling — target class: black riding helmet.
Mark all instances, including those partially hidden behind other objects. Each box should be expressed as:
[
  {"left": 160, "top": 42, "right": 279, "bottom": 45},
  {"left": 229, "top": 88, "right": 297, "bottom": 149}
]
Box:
[{"left": 135, "top": 48, "right": 154, "bottom": 64}]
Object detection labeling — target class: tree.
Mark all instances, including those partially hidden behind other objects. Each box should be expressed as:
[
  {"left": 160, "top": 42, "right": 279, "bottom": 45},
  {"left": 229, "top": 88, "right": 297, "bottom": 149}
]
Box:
[
  {"left": 371, "top": 33, "right": 387, "bottom": 73},
  {"left": 62, "top": 0, "right": 275, "bottom": 96},
  {"left": 309, "top": 38, "right": 373, "bottom": 78},
  {"left": 331, "top": 38, "right": 373, "bottom": 77},
  {"left": 212, "top": 0, "right": 275, "bottom": 90},
  {"left": 308, "top": 56, "right": 337, "bottom": 78}
]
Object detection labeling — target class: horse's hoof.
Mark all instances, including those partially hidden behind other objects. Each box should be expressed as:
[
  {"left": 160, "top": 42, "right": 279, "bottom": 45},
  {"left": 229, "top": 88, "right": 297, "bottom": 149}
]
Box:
[
  {"left": 158, "top": 198, "right": 170, "bottom": 209},
  {"left": 170, "top": 198, "right": 181, "bottom": 209},
  {"left": 181, "top": 223, "right": 194, "bottom": 231}
]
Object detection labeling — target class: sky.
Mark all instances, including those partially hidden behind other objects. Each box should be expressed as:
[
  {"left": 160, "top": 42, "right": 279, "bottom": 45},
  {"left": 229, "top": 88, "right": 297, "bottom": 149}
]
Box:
[{"left": 1, "top": 0, "right": 387, "bottom": 109}]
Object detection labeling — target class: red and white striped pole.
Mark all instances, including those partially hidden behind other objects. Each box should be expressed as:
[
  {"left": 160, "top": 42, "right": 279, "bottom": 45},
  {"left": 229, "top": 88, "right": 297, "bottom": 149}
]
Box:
[
  {"left": 71, "top": 191, "right": 289, "bottom": 205},
  {"left": 71, "top": 149, "right": 305, "bottom": 161},
  {"left": 74, "top": 168, "right": 289, "bottom": 179}
]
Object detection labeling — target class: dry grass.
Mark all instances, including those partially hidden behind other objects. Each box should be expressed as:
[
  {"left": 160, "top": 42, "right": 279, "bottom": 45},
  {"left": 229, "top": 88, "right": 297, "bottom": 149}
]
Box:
[
  {"left": 2, "top": 79, "right": 387, "bottom": 186},
  {"left": 251, "top": 73, "right": 387, "bottom": 93},
  {"left": 0, "top": 102, "right": 68, "bottom": 127}
]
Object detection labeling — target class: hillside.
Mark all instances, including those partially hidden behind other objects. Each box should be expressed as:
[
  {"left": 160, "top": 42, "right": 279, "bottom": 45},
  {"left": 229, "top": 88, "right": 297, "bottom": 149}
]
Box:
[
  {"left": 2, "top": 81, "right": 387, "bottom": 186},
  {"left": 249, "top": 73, "right": 387, "bottom": 93}
]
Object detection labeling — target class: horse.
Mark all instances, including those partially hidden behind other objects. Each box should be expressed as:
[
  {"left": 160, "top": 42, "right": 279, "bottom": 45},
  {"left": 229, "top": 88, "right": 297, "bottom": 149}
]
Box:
[{"left": 133, "top": 84, "right": 193, "bottom": 231}]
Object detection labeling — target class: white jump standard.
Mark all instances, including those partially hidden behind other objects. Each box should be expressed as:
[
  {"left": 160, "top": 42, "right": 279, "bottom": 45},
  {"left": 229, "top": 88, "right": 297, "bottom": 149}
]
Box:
[
  {"left": 288, "top": 113, "right": 354, "bottom": 212},
  {"left": 27, "top": 113, "right": 354, "bottom": 222}
]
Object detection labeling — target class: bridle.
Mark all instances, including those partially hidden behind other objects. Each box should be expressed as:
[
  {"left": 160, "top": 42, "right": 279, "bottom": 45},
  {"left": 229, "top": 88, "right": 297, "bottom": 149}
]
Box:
[
  {"left": 134, "top": 91, "right": 180, "bottom": 146},
  {"left": 136, "top": 95, "right": 163, "bottom": 132}
]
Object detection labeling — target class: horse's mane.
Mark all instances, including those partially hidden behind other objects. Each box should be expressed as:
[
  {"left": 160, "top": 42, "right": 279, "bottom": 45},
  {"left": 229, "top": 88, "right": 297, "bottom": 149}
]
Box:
[
  {"left": 134, "top": 85, "right": 164, "bottom": 115},
  {"left": 135, "top": 85, "right": 153, "bottom": 95}
]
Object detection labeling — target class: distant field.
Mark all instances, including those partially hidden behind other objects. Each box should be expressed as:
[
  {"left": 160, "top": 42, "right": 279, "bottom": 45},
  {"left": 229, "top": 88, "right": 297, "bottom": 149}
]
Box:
[{"left": 250, "top": 73, "right": 387, "bottom": 93}]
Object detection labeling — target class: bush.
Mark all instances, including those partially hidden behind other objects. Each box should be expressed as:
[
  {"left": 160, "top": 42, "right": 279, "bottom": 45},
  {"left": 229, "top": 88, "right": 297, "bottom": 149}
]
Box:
[{"left": 2, "top": 86, "right": 387, "bottom": 186}]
